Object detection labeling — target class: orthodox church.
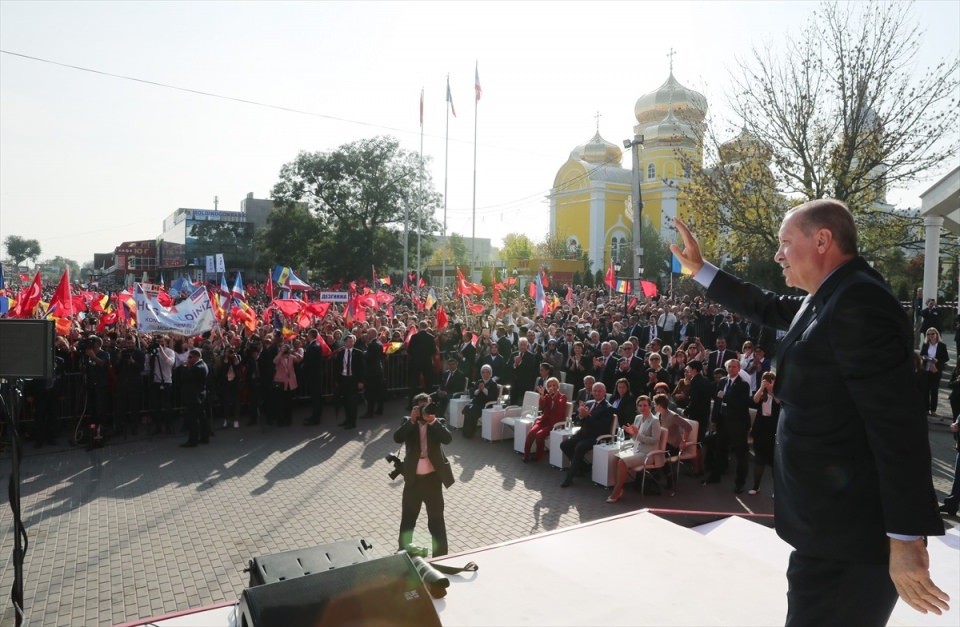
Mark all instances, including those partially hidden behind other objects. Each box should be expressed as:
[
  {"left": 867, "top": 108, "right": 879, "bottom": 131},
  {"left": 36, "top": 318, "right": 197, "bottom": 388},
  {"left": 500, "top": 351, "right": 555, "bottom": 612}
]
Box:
[{"left": 548, "top": 70, "right": 708, "bottom": 274}]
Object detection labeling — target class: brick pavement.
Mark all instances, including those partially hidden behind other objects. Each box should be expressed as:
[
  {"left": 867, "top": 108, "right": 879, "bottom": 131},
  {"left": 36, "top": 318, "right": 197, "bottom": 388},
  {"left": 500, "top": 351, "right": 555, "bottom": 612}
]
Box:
[{"left": 0, "top": 367, "right": 957, "bottom": 625}]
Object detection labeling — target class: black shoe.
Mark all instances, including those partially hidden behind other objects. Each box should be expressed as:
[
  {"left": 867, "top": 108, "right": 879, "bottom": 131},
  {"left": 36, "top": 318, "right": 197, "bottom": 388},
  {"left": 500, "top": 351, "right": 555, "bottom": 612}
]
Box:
[
  {"left": 560, "top": 478, "right": 573, "bottom": 488},
  {"left": 734, "top": 485, "right": 745, "bottom": 494},
  {"left": 180, "top": 442, "right": 197, "bottom": 448},
  {"left": 939, "top": 504, "right": 958, "bottom": 516}
]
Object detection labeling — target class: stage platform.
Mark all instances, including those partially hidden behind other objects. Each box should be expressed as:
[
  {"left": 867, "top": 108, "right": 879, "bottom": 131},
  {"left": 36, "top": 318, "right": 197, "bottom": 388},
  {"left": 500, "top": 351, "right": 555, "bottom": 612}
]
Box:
[{"left": 121, "top": 509, "right": 960, "bottom": 627}]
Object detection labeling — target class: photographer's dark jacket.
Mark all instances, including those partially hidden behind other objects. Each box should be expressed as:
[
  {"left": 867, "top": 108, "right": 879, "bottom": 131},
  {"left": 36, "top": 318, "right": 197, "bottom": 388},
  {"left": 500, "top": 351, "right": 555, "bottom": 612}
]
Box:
[{"left": 393, "top": 418, "right": 454, "bottom": 488}]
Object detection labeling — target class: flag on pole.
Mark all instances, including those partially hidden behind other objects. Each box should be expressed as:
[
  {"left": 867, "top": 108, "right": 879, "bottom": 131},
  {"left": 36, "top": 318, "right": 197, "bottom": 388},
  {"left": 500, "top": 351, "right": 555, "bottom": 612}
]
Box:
[
  {"left": 614, "top": 279, "right": 631, "bottom": 294},
  {"left": 604, "top": 262, "right": 615, "bottom": 290},
  {"left": 232, "top": 272, "right": 246, "bottom": 300},
  {"left": 639, "top": 280, "right": 658, "bottom": 298},
  {"left": 46, "top": 268, "right": 74, "bottom": 318},
  {"left": 436, "top": 304, "right": 449, "bottom": 330},
  {"left": 475, "top": 62, "right": 482, "bottom": 102},
  {"left": 419, "top": 88, "right": 424, "bottom": 127},
  {"left": 446, "top": 76, "right": 456, "bottom": 118},
  {"left": 265, "top": 272, "right": 274, "bottom": 300},
  {"left": 534, "top": 272, "right": 546, "bottom": 316}
]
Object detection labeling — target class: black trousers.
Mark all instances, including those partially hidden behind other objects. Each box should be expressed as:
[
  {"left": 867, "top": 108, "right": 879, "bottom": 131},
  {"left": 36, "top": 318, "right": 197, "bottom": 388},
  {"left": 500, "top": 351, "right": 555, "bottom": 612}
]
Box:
[
  {"left": 185, "top": 403, "right": 208, "bottom": 444},
  {"left": 339, "top": 376, "right": 359, "bottom": 426},
  {"left": 710, "top": 418, "right": 749, "bottom": 487},
  {"left": 150, "top": 382, "right": 174, "bottom": 434},
  {"left": 560, "top": 435, "right": 594, "bottom": 480},
  {"left": 785, "top": 550, "right": 898, "bottom": 627},
  {"left": 461, "top": 405, "right": 482, "bottom": 438},
  {"left": 364, "top": 375, "right": 384, "bottom": 416},
  {"left": 398, "top": 471, "right": 447, "bottom": 557},
  {"left": 922, "top": 371, "right": 943, "bottom": 412}
]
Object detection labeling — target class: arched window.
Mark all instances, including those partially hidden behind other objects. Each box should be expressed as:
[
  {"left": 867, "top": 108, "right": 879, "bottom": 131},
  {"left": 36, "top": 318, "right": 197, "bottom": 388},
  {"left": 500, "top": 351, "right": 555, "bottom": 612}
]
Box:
[
  {"left": 647, "top": 164, "right": 656, "bottom": 180},
  {"left": 610, "top": 236, "right": 627, "bottom": 263}
]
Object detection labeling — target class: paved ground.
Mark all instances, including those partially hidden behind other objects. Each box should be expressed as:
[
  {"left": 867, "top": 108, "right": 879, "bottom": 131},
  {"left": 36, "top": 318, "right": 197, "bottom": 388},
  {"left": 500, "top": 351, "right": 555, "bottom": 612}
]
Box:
[{"left": 0, "top": 365, "right": 958, "bottom": 625}]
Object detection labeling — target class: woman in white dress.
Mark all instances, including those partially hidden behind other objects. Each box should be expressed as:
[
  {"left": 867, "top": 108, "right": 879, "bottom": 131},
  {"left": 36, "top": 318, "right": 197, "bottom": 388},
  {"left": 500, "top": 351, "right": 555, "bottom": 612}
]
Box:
[{"left": 606, "top": 395, "right": 662, "bottom": 503}]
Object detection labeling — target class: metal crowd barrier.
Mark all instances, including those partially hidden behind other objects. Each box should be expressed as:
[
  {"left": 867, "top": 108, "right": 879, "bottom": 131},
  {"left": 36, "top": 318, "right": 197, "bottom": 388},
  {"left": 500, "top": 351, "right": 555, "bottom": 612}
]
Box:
[{"left": 6, "top": 353, "right": 414, "bottom": 431}]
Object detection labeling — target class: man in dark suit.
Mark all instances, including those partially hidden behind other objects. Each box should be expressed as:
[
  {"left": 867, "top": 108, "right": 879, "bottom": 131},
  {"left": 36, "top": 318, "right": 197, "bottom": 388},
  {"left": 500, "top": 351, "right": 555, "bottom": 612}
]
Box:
[
  {"left": 508, "top": 338, "right": 539, "bottom": 405},
  {"left": 180, "top": 349, "right": 209, "bottom": 448},
  {"left": 706, "top": 336, "right": 737, "bottom": 375},
  {"left": 394, "top": 393, "right": 454, "bottom": 557},
  {"left": 435, "top": 358, "right": 467, "bottom": 418},
  {"left": 593, "top": 341, "right": 622, "bottom": 391},
  {"left": 614, "top": 341, "right": 645, "bottom": 393},
  {"left": 559, "top": 382, "right": 616, "bottom": 487},
  {"left": 461, "top": 365, "right": 499, "bottom": 439},
  {"left": 457, "top": 331, "right": 477, "bottom": 379},
  {"left": 672, "top": 201, "right": 948, "bottom": 624},
  {"left": 302, "top": 329, "right": 328, "bottom": 425},
  {"left": 336, "top": 334, "right": 365, "bottom": 429},
  {"left": 362, "top": 328, "right": 386, "bottom": 418},
  {"left": 574, "top": 375, "right": 596, "bottom": 405},
  {"left": 407, "top": 321, "right": 437, "bottom": 408},
  {"left": 703, "top": 359, "right": 751, "bottom": 492}
]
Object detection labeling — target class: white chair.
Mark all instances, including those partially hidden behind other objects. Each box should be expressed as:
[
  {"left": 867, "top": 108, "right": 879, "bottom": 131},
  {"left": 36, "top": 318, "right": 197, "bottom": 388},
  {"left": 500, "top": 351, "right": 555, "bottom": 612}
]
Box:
[
  {"left": 620, "top": 427, "right": 671, "bottom": 497},
  {"left": 501, "top": 390, "right": 540, "bottom": 436}
]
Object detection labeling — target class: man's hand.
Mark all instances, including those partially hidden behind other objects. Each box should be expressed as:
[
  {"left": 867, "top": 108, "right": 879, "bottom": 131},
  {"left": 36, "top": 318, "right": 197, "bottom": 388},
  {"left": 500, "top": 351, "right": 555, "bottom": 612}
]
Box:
[
  {"left": 669, "top": 218, "right": 706, "bottom": 276},
  {"left": 889, "top": 538, "right": 950, "bottom": 615}
]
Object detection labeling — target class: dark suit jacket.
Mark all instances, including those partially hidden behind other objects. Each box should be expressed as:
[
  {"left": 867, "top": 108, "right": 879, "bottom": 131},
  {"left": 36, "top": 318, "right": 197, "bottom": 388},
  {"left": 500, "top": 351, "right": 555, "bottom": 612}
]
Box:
[
  {"left": 686, "top": 374, "right": 714, "bottom": 423},
  {"left": 595, "top": 354, "right": 622, "bottom": 390},
  {"left": 364, "top": 339, "right": 385, "bottom": 379},
  {"left": 408, "top": 330, "right": 437, "bottom": 366},
  {"left": 336, "top": 347, "right": 365, "bottom": 382},
  {"left": 478, "top": 354, "right": 506, "bottom": 382},
  {"left": 716, "top": 375, "right": 751, "bottom": 430},
  {"left": 508, "top": 351, "right": 538, "bottom": 398},
  {"left": 706, "top": 349, "right": 737, "bottom": 374},
  {"left": 438, "top": 369, "right": 468, "bottom": 396},
  {"left": 183, "top": 360, "right": 208, "bottom": 406},
  {"left": 707, "top": 257, "right": 943, "bottom": 562},
  {"left": 468, "top": 377, "right": 500, "bottom": 411},
  {"left": 919, "top": 341, "right": 949, "bottom": 375},
  {"left": 393, "top": 417, "right": 454, "bottom": 488},
  {"left": 573, "top": 398, "right": 616, "bottom": 441}
]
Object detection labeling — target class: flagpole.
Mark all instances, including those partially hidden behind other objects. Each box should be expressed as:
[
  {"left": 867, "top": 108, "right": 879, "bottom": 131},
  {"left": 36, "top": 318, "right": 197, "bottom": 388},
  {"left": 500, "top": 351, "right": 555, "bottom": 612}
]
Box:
[
  {"left": 442, "top": 74, "right": 450, "bottom": 297},
  {"left": 471, "top": 61, "right": 479, "bottom": 276},
  {"left": 417, "top": 87, "right": 424, "bottom": 289}
]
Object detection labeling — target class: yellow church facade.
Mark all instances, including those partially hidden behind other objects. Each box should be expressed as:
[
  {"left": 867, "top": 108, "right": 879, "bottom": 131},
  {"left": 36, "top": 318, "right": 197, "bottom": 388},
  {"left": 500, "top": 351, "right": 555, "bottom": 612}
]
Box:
[{"left": 549, "top": 71, "right": 708, "bottom": 274}]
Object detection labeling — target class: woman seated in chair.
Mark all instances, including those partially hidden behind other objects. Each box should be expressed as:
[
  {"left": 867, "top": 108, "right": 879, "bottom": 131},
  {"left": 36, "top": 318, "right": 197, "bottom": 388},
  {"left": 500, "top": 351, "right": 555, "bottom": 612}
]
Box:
[
  {"left": 606, "top": 396, "right": 662, "bottom": 503},
  {"left": 523, "top": 377, "right": 568, "bottom": 463},
  {"left": 608, "top": 378, "right": 636, "bottom": 429}
]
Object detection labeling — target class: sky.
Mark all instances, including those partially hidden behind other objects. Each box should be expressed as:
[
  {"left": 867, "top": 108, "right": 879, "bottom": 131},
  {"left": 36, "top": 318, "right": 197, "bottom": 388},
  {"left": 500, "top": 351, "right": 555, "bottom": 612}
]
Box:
[{"left": 1, "top": 0, "right": 958, "bottom": 267}]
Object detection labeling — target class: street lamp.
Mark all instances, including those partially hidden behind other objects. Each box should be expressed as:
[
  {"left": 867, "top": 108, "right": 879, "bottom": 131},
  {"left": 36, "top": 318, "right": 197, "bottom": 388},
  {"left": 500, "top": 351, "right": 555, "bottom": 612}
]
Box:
[{"left": 623, "top": 135, "right": 645, "bottom": 285}]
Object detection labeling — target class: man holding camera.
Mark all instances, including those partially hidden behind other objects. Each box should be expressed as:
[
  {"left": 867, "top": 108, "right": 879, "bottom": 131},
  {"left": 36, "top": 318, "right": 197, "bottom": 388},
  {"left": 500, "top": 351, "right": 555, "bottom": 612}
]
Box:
[{"left": 394, "top": 393, "right": 454, "bottom": 557}]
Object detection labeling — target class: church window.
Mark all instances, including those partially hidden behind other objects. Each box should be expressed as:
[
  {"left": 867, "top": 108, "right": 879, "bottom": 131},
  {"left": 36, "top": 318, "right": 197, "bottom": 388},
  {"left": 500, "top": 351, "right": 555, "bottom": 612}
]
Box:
[
  {"left": 610, "top": 236, "right": 627, "bottom": 262},
  {"left": 647, "top": 164, "right": 656, "bottom": 180}
]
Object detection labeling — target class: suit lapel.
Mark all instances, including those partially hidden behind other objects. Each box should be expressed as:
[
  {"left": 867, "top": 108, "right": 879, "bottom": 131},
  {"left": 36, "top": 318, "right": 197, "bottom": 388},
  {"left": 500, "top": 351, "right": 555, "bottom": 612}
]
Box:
[{"left": 775, "top": 295, "right": 814, "bottom": 372}]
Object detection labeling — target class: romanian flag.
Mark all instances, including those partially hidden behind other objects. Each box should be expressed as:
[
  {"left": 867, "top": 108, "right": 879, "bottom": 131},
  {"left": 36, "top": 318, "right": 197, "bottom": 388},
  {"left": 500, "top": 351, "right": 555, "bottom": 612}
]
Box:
[
  {"left": 272, "top": 265, "right": 310, "bottom": 290},
  {"left": 379, "top": 276, "right": 392, "bottom": 286}
]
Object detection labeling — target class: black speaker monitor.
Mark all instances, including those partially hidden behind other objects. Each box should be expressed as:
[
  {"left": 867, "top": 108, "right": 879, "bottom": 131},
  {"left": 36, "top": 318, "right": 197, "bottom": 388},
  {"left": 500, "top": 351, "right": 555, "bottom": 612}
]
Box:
[
  {"left": 237, "top": 552, "right": 441, "bottom": 627},
  {"left": 0, "top": 319, "right": 55, "bottom": 378}
]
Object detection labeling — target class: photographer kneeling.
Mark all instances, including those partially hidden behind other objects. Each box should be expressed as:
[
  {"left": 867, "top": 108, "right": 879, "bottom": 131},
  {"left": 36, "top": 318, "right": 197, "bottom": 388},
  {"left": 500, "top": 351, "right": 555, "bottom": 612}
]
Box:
[{"left": 394, "top": 393, "right": 455, "bottom": 557}]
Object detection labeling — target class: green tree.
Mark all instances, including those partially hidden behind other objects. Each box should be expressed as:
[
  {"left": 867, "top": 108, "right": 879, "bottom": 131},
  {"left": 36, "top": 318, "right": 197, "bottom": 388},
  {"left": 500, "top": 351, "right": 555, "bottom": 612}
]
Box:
[
  {"left": 500, "top": 233, "right": 535, "bottom": 261},
  {"left": 272, "top": 135, "right": 441, "bottom": 280},
  {"left": 480, "top": 266, "right": 493, "bottom": 288},
  {"left": 42, "top": 256, "right": 81, "bottom": 278},
  {"left": 254, "top": 203, "right": 321, "bottom": 272},
  {"left": 4, "top": 235, "right": 41, "bottom": 268},
  {"left": 449, "top": 233, "right": 468, "bottom": 269},
  {"left": 572, "top": 270, "right": 582, "bottom": 287},
  {"left": 190, "top": 221, "right": 255, "bottom": 269}
]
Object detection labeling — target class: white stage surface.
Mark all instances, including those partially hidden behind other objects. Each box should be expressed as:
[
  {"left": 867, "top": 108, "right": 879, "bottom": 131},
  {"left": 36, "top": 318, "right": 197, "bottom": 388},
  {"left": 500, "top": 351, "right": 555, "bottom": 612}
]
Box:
[{"left": 122, "top": 510, "right": 960, "bottom": 627}]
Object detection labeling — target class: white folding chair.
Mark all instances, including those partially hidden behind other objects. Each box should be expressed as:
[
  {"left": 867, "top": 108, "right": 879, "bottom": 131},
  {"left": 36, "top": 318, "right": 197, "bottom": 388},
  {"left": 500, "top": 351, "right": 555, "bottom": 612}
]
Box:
[{"left": 667, "top": 418, "right": 700, "bottom": 495}]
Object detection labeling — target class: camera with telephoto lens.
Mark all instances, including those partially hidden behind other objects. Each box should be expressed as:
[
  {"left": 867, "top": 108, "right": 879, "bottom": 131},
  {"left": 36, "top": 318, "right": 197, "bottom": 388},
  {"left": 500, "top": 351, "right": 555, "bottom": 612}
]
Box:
[{"left": 385, "top": 454, "right": 403, "bottom": 480}]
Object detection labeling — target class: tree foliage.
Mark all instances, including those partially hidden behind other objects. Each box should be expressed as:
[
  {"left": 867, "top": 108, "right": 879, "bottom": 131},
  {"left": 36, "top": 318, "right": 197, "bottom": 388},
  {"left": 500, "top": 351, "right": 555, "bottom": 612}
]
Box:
[
  {"left": 253, "top": 204, "right": 321, "bottom": 272},
  {"left": 500, "top": 233, "right": 535, "bottom": 261},
  {"left": 271, "top": 135, "right": 441, "bottom": 280},
  {"left": 41, "top": 256, "right": 80, "bottom": 278},
  {"left": 681, "top": 0, "right": 958, "bottom": 284},
  {"left": 4, "top": 235, "right": 41, "bottom": 267}
]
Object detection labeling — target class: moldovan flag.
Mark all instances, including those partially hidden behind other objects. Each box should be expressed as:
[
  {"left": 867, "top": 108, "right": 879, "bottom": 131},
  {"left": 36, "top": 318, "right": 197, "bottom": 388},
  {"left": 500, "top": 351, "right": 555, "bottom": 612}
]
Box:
[{"left": 672, "top": 254, "right": 693, "bottom": 276}]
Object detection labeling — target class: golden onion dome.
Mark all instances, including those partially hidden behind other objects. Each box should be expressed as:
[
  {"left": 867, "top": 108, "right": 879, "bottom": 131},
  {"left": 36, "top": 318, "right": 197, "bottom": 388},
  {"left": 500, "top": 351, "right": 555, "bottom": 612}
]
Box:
[
  {"left": 635, "top": 72, "right": 707, "bottom": 126},
  {"left": 571, "top": 131, "right": 623, "bottom": 165},
  {"left": 719, "top": 127, "right": 770, "bottom": 162},
  {"left": 643, "top": 108, "right": 697, "bottom": 146}
]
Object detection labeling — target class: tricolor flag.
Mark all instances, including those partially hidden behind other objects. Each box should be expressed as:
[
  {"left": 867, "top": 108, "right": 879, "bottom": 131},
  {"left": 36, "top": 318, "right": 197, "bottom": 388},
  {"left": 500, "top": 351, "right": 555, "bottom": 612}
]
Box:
[
  {"left": 614, "top": 279, "right": 631, "bottom": 294},
  {"left": 671, "top": 254, "right": 693, "bottom": 276},
  {"left": 475, "top": 62, "right": 482, "bottom": 102},
  {"left": 446, "top": 76, "right": 456, "bottom": 118},
  {"left": 534, "top": 272, "right": 546, "bottom": 316},
  {"left": 232, "top": 272, "right": 246, "bottom": 300},
  {"left": 424, "top": 288, "right": 438, "bottom": 311}
]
